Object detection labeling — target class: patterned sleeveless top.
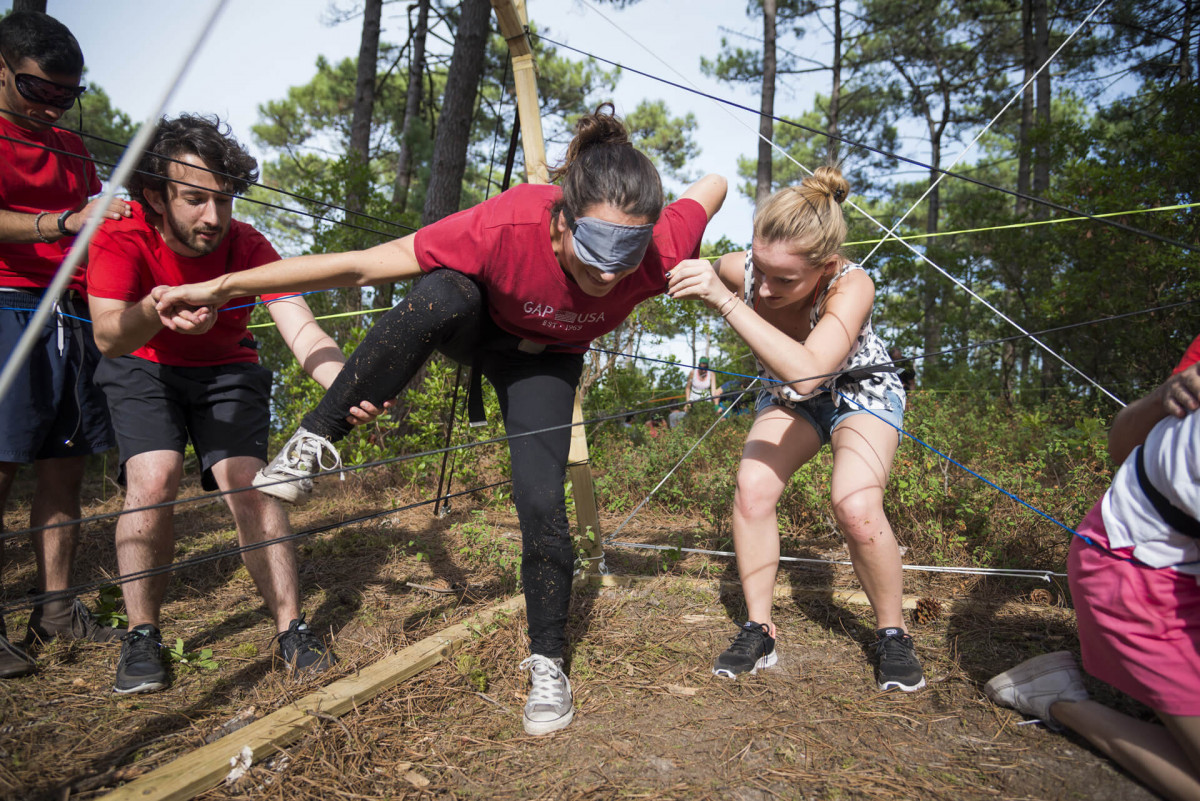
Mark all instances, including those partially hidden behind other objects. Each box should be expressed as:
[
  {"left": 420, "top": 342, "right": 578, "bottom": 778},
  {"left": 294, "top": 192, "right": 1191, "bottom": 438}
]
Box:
[{"left": 742, "top": 249, "right": 904, "bottom": 412}]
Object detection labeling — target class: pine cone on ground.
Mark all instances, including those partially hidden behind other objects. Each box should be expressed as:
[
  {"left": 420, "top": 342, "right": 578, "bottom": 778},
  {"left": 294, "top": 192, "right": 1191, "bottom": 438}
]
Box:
[{"left": 913, "top": 596, "right": 942, "bottom": 625}]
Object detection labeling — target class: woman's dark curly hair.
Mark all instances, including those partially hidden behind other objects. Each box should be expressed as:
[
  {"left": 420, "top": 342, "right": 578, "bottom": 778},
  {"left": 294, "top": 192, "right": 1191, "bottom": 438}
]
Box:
[{"left": 128, "top": 114, "right": 259, "bottom": 208}]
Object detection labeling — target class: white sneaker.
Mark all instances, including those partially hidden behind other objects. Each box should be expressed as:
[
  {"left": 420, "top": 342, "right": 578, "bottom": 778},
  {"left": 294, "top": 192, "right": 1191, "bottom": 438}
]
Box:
[
  {"left": 984, "top": 651, "right": 1089, "bottom": 731},
  {"left": 252, "top": 427, "right": 342, "bottom": 504},
  {"left": 519, "top": 654, "right": 574, "bottom": 735}
]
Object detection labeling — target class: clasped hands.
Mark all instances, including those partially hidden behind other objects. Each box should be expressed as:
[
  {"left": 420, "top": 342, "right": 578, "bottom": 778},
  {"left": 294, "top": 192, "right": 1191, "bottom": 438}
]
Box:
[{"left": 150, "top": 285, "right": 217, "bottom": 335}]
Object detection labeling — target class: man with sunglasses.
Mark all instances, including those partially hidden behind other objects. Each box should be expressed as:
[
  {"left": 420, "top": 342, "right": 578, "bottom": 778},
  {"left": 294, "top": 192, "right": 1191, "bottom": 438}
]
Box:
[{"left": 0, "top": 11, "right": 133, "bottom": 678}]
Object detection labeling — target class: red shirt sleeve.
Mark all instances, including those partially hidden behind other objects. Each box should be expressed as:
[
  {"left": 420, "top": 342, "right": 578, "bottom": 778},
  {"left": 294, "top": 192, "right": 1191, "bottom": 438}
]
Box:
[
  {"left": 1173, "top": 334, "right": 1200, "bottom": 374},
  {"left": 652, "top": 197, "right": 708, "bottom": 271},
  {"left": 86, "top": 222, "right": 149, "bottom": 303},
  {"left": 412, "top": 200, "right": 495, "bottom": 279}
]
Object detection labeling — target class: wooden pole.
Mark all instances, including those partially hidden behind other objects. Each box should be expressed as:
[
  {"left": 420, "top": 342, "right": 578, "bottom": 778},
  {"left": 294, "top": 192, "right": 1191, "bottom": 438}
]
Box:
[{"left": 489, "top": 0, "right": 605, "bottom": 572}]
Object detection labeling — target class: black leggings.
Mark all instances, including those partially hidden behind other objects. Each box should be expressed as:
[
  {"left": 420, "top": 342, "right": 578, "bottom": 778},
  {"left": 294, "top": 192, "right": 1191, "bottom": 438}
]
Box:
[{"left": 304, "top": 270, "right": 582, "bottom": 658}]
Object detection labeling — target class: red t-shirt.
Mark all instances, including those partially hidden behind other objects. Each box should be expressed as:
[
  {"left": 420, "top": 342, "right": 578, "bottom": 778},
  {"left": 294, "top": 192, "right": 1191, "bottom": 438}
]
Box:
[
  {"left": 87, "top": 204, "right": 291, "bottom": 366},
  {"left": 413, "top": 184, "right": 709, "bottom": 353},
  {"left": 1173, "top": 334, "right": 1200, "bottom": 374},
  {"left": 0, "top": 114, "right": 102, "bottom": 293}
]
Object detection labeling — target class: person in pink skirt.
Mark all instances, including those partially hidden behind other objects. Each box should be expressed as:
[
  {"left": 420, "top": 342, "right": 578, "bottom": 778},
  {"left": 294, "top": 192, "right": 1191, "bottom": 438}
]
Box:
[{"left": 986, "top": 336, "right": 1200, "bottom": 801}]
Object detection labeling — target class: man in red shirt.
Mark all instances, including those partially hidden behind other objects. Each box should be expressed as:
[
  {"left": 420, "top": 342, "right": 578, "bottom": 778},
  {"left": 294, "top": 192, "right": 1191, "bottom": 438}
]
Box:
[
  {"left": 0, "top": 11, "right": 133, "bottom": 678},
  {"left": 88, "top": 115, "right": 374, "bottom": 694}
]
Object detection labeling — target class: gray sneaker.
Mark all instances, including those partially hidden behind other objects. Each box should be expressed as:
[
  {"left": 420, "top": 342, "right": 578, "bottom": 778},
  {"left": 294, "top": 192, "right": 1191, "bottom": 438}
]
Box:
[
  {"left": 27, "top": 597, "right": 121, "bottom": 646},
  {"left": 519, "top": 654, "right": 574, "bottom": 736},
  {"left": 984, "top": 651, "right": 1089, "bottom": 731},
  {"left": 0, "top": 616, "right": 35, "bottom": 679},
  {"left": 253, "top": 427, "right": 342, "bottom": 504}
]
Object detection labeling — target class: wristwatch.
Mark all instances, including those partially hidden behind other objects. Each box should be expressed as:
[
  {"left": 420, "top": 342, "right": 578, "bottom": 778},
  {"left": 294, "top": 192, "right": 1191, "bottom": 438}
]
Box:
[{"left": 57, "top": 209, "right": 73, "bottom": 236}]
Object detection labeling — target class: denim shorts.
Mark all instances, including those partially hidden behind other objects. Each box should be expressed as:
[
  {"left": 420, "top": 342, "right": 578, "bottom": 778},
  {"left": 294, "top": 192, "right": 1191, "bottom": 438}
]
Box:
[{"left": 755, "top": 388, "right": 905, "bottom": 447}]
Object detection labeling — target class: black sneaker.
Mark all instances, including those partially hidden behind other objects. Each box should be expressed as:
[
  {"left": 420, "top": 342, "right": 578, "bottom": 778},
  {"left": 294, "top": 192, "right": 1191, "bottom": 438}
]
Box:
[
  {"left": 114, "top": 624, "right": 167, "bottom": 694},
  {"left": 275, "top": 616, "right": 337, "bottom": 674},
  {"left": 874, "top": 627, "right": 925, "bottom": 692},
  {"left": 712, "top": 621, "right": 777, "bottom": 678}
]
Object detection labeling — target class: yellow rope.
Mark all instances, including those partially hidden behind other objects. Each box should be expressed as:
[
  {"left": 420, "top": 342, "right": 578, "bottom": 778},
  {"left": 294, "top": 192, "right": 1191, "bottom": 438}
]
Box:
[{"left": 846, "top": 201, "right": 1197, "bottom": 247}]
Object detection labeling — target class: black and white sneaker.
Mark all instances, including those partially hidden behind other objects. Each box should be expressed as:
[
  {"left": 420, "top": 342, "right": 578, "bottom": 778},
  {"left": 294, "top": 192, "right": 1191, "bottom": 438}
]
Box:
[
  {"left": 874, "top": 627, "right": 925, "bottom": 692},
  {"left": 114, "top": 624, "right": 167, "bottom": 694},
  {"left": 713, "top": 621, "right": 777, "bottom": 679},
  {"left": 253, "top": 427, "right": 342, "bottom": 504},
  {"left": 275, "top": 616, "right": 337, "bottom": 674}
]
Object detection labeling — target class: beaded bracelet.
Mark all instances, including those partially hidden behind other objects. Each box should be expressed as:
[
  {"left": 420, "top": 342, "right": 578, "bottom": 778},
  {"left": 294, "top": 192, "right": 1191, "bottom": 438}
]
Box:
[{"left": 33, "top": 211, "right": 52, "bottom": 244}]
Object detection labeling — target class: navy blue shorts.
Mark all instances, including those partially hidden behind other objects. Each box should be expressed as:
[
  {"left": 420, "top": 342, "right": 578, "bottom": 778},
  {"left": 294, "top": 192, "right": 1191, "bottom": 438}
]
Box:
[
  {"left": 0, "top": 290, "right": 114, "bottom": 463},
  {"left": 94, "top": 356, "right": 272, "bottom": 491}
]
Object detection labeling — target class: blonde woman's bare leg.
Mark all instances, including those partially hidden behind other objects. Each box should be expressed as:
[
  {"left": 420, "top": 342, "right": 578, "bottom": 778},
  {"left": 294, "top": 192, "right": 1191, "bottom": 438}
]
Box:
[
  {"left": 732, "top": 405, "right": 822, "bottom": 630},
  {"left": 829, "top": 412, "right": 903, "bottom": 630}
]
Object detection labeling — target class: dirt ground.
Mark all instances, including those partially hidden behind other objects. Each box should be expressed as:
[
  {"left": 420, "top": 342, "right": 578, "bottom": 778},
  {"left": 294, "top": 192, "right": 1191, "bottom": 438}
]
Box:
[{"left": 0, "top": 472, "right": 1163, "bottom": 801}]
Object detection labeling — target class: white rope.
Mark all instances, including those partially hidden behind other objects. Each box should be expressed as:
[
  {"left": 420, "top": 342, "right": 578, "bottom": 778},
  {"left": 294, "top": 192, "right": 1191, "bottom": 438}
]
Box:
[
  {"left": 577, "top": 0, "right": 1122, "bottom": 407},
  {"left": 604, "top": 540, "right": 1063, "bottom": 582},
  {"left": 0, "top": 0, "right": 231, "bottom": 404}
]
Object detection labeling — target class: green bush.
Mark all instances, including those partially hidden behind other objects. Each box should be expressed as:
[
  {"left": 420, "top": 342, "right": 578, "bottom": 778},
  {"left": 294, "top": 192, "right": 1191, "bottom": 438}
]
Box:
[{"left": 591, "top": 391, "right": 1113, "bottom": 573}]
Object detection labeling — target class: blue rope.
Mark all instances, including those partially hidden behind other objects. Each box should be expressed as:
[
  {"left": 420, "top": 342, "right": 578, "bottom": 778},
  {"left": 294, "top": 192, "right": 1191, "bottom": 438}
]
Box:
[{"left": 832, "top": 388, "right": 1200, "bottom": 571}]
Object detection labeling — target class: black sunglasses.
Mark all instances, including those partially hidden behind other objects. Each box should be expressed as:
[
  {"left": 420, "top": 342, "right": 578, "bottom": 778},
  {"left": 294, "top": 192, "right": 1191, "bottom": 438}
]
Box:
[{"left": 1, "top": 54, "right": 85, "bottom": 110}]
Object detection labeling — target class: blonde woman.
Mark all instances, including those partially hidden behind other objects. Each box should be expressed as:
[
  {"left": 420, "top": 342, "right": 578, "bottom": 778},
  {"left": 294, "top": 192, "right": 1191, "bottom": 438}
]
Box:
[{"left": 666, "top": 166, "right": 922, "bottom": 691}]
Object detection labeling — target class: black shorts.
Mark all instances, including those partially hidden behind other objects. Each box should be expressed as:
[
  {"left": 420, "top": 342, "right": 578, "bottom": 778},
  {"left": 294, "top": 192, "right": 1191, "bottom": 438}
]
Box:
[
  {"left": 0, "top": 290, "right": 114, "bottom": 463},
  {"left": 94, "top": 356, "right": 272, "bottom": 491}
]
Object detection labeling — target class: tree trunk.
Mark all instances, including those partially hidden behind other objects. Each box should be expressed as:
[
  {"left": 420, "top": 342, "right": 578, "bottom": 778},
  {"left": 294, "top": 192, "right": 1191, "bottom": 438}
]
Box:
[
  {"left": 1015, "top": 0, "right": 1034, "bottom": 216},
  {"left": 393, "top": 0, "right": 431, "bottom": 214},
  {"left": 827, "top": 0, "right": 843, "bottom": 164},
  {"left": 13, "top": 0, "right": 47, "bottom": 12},
  {"left": 922, "top": 136, "right": 942, "bottom": 360},
  {"left": 1181, "top": 0, "right": 1194, "bottom": 83},
  {"left": 1032, "top": 0, "right": 1050, "bottom": 221},
  {"left": 348, "top": 0, "right": 382, "bottom": 212},
  {"left": 422, "top": 0, "right": 491, "bottom": 226},
  {"left": 338, "top": 0, "right": 383, "bottom": 314},
  {"left": 755, "top": 0, "right": 777, "bottom": 205}
]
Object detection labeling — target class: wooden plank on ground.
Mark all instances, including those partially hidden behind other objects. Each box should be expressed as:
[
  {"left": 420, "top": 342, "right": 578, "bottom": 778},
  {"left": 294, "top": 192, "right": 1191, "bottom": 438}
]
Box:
[{"left": 99, "top": 594, "right": 526, "bottom": 801}]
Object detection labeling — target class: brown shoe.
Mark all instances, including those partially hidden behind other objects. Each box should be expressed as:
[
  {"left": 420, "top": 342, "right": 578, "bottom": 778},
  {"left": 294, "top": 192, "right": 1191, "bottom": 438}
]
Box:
[
  {"left": 26, "top": 598, "right": 121, "bottom": 647},
  {"left": 0, "top": 617, "right": 35, "bottom": 678}
]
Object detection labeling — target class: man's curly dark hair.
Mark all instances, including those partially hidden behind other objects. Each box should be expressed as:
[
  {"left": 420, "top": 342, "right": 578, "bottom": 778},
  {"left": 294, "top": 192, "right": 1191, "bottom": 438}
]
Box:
[{"left": 128, "top": 114, "right": 259, "bottom": 209}]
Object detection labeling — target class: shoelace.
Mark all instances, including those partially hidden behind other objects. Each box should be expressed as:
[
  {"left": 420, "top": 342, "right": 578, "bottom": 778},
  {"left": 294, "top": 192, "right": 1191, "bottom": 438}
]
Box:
[
  {"left": 875, "top": 633, "right": 912, "bottom": 663},
  {"left": 279, "top": 432, "right": 343, "bottom": 478},
  {"left": 726, "top": 624, "right": 768, "bottom": 657},
  {"left": 271, "top": 615, "right": 325, "bottom": 654},
  {"left": 122, "top": 628, "right": 162, "bottom": 660},
  {"left": 519, "top": 655, "right": 569, "bottom": 705},
  {"left": 68, "top": 599, "right": 108, "bottom": 639}
]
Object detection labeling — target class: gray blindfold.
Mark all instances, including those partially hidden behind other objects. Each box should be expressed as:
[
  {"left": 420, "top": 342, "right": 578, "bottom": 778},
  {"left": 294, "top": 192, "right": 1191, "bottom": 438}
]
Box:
[{"left": 568, "top": 214, "right": 655, "bottom": 273}]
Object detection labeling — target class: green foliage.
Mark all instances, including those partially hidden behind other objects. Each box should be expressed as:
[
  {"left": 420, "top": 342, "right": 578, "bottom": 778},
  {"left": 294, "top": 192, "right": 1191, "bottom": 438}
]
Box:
[
  {"left": 455, "top": 652, "right": 489, "bottom": 692},
  {"left": 93, "top": 585, "right": 127, "bottom": 629},
  {"left": 164, "top": 638, "right": 219, "bottom": 672},
  {"left": 453, "top": 511, "right": 521, "bottom": 590},
  {"left": 592, "top": 391, "right": 1112, "bottom": 573}
]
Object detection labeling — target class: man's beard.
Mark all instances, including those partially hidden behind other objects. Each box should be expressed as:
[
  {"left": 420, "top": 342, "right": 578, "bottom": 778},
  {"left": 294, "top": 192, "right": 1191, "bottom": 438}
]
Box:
[{"left": 168, "top": 214, "right": 225, "bottom": 255}]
